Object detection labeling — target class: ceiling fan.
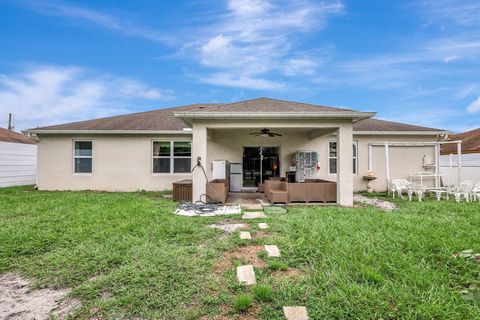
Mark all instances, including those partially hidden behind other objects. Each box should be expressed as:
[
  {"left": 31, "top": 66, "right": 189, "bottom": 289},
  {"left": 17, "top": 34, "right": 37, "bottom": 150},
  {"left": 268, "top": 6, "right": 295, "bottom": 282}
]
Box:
[{"left": 249, "top": 128, "right": 282, "bottom": 137}]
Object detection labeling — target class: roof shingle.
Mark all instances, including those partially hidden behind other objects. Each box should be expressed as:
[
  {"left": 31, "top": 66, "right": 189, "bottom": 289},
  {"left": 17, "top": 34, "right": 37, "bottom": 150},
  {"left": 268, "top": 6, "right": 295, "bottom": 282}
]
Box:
[
  {"left": 0, "top": 128, "right": 37, "bottom": 144},
  {"left": 440, "top": 128, "right": 480, "bottom": 154}
]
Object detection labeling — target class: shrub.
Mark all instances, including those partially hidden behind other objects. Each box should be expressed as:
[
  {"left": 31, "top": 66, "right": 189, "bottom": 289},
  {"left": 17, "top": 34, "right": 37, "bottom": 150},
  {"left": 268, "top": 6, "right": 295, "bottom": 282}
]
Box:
[
  {"left": 253, "top": 284, "right": 273, "bottom": 301},
  {"left": 234, "top": 294, "right": 252, "bottom": 312}
]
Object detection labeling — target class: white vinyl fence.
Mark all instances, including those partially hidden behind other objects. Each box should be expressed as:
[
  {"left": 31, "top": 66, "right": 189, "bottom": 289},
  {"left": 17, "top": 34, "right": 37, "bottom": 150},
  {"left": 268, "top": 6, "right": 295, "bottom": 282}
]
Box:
[
  {"left": 0, "top": 141, "right": 37, "bottom": 187},
  {"left": 440, "top": 153, "right": 480, "bottom": 185}
]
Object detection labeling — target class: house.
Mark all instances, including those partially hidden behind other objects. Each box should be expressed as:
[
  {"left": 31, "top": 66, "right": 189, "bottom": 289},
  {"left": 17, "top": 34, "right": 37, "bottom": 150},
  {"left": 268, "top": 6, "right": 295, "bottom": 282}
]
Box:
[
  {"left": 0, "top": 127, "right": 38, "bottom": 187},
  {"left": 440, "top": 128, "right": 480, "bottom": 184},
  {"left": 28, "top": 98, "right": 447, "bottom": 206}
]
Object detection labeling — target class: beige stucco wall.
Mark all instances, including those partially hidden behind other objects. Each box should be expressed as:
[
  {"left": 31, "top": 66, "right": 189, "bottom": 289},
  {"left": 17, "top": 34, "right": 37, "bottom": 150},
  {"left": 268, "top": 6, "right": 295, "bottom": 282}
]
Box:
[
  {"left": 37, "top": 134, "right": 192, "bottom": 191},
  {"left": 36, "top": 130, "right": 438, "bottom": 194}
]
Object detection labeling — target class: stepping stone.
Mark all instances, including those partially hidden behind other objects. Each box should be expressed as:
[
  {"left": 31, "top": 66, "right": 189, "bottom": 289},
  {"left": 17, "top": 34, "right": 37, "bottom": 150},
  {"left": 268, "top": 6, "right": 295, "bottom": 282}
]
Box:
[
  {"left": 237, "top": 265, "right": 256, "bottom": 285},
  {"left": 209, "top": 223, "right": 246, "bottom": 234},
  {"left": 283, "top": 306, "right": 308, "bottom": 320},
  {"left": 241, "top": 204, "right": 263, "bottom": 210},
  {"left": 265, "top": 245, "right": 281, "bottom": 257},
  {"left": 240, "top": 231, "right": 252, "bottom": 240},
  {"left": 258, "top": 223, "right": 269, "bottom": 229},
  {"left": 242, "top": 212, "right": 267, "bottom": 219}
]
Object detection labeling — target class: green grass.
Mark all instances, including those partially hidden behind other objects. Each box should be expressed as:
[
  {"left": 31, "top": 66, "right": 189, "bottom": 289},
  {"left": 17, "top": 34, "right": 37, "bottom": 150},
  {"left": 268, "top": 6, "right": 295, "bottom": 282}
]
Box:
[
  {"left": 1, "top": 186, "right": 479, "bottom": 319},
  {"left": 233, "top": 294, "right": 253, "bottom": 312},
  {"left": 253, "top": 284, "right": 273, "bottom": 302}
]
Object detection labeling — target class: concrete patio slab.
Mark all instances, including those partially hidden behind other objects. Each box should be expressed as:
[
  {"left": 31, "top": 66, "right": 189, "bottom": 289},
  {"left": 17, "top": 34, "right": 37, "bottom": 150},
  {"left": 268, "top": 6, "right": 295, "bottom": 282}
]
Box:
[
  {"left": 240, "top": 231, "right": 252, "bottom": 240},
  {"left": 283, "top": 306, "right": 308, "bottom": 320},
  {"left": 265, "top": 245, "right": 281, "bottom": 257},
  {"left": 242, "top": 212, "right": 267, "bottom": 219},
  {"left": 237, "top": 265, "right": 256, "bottom": 285},
  {"left": 258, "top": 223, "right": 269, "bottom": 229}
]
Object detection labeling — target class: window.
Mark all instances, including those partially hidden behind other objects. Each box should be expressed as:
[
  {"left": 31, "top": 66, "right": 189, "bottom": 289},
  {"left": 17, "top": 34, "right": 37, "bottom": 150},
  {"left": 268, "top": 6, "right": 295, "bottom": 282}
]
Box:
[
  {"left": 74, "top": 141, "right": 92, "bottom": 173},
  {"left": 352, "top": 141, "right": 358, "bottom": 174},
  {"left": 328, "top": 141, "right": 358, "bottom": 174},
  {"left": 328, "top": 141, "right": 337, "bottom": 174},
  {"left": 153, "top": 141, "right": 191, "bottom": 174}
]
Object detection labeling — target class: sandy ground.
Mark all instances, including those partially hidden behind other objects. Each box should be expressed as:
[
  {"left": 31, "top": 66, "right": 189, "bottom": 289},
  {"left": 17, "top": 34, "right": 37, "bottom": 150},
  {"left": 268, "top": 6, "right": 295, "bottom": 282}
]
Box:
[
  {"left": 0, "top": 273, "right": 80, "bottom": 320},
  {"left": 353, "top": 194, "right": 397, "bottom": 211}
]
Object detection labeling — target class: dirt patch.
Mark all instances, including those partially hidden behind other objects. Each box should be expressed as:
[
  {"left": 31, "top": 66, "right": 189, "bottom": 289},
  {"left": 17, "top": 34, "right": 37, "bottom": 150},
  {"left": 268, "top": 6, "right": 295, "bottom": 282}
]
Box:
[
  {"left": 0, "top": 273, "right": 80, "bottom": 320},
  {"left": 252, "top": 231, "right": 270, "bottom": 239},
  {"left": 214, "top": 245, "right": 266, "bottom": 274},
  {"left": 353, "top": 194, "right": 396, "bottom": 211},
  {"left": 272, "top": 267, "right": 304, "bottom": 278}
]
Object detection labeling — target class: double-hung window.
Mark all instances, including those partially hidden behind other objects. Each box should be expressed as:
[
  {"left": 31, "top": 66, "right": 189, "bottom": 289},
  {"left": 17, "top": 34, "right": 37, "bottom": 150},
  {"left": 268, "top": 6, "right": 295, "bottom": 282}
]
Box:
[
  {"left": 74, "top": 140, "right": 93, "bottom": 173},
  {"left": 328, "top": 141, "right": 358, "bottom": 174},
  {"left": 153, "top": 141, "right": 191, "bottom": 174}
]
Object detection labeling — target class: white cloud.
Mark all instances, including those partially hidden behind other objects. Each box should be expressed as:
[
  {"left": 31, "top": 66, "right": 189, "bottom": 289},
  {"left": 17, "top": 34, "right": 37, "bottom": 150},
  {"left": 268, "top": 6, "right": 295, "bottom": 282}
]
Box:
[
  {"left": 283, "top": 57, "right": 319, "bottom": 76},
  {"left": 467, "top": 96, "right": 480, "bottom": 113},
  {"left": 443, "top": 56, "right": 458, "bottom": 63},
  {"left": 0, "top": 65, "right": 174, "bottom": 130},
  {"left": 202, "top": 73, "right": 284, "bottom": 90},
  {"left": 22, "top": 0, "right": 172, "bottom": 43},
  {"left": 191, "top": 0, "right": 343, "bottom": 89},
  {"left": 418, "top": 0, "right": 480, "bottom": 27}
]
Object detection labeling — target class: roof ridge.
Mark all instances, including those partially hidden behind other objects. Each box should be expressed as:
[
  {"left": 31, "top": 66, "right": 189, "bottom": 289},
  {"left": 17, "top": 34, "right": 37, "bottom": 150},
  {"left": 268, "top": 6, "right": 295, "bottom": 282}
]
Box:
[{"left": 218, "top": 97, "right": 356, "bottom": 112}]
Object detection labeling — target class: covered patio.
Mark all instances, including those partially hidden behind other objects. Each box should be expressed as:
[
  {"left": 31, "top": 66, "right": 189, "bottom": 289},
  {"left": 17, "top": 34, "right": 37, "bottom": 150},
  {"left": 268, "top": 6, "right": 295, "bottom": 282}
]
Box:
[{"left": 174, "top": 103, "right": 375, "bottom": 206}]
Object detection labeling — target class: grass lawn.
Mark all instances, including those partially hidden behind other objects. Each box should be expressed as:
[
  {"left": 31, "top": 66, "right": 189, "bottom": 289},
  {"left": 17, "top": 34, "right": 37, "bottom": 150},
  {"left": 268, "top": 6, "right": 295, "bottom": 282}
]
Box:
[{"left": 1, "top": 186, "right": 479, "bottom": 319}]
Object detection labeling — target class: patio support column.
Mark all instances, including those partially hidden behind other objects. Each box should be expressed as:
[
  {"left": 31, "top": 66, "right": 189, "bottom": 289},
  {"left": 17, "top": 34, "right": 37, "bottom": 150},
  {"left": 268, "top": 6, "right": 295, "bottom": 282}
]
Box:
[
  {"left": 192, "top": 123, "right": 208, "bottom": 202},
  {"left": 337, "top": 124, "right": 353, "bottom": 206}
]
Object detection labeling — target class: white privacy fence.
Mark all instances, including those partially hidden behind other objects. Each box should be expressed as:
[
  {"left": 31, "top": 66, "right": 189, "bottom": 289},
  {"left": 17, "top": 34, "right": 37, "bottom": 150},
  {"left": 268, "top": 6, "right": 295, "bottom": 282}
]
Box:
[
  {"left": 0, "top": 141, "right": 37, "bottom": 187},
  {"left": 440, "top": 153, "right": 480, "bottom": 185}
]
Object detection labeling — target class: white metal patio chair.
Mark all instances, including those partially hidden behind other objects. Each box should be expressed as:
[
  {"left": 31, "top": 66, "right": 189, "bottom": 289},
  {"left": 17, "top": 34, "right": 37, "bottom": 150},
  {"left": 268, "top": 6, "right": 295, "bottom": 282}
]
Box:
[
  {"left": 471, "top": 183, "right": 480, "bottom": 202},
  {"left": 390, "top": 179, "right": 410, "bottom": 199},
  {"left": 460, "top": 180, "right": 474, "bottom": 202},
  {"left": 408, "top": 183, "right": 426, "bottom": 202}
]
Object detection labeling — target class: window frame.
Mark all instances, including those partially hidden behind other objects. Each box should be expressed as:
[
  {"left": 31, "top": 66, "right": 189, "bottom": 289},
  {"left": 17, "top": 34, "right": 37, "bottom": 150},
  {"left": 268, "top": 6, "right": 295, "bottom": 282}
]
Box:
[
  {"left": 73, "top": 139, "right": 93, "bottom": 175},
  {"left": 328, "top": 141, "right": 337, "bottom": 175},
  {"left": 328, "top": 140, "right": 358, "bottom": 175},
  {"left": 352, "top": 140, "right": 358, "bottom": 175},
  {"left": 151, "top": 140, "right": 192, "bottom": 175}
]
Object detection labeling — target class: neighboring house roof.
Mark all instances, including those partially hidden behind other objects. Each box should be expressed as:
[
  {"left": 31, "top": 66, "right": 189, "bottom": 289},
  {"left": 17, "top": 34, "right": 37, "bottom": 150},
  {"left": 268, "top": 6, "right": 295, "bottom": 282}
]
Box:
[
  {"left": 440, "top": 128, "right": 480, "bottom": 155},
  {"left": 0, "top": 127, "right": 37, "bottom": 144},
  {"left": 28, "top": 97, "right": 446, "bottom": 134}
]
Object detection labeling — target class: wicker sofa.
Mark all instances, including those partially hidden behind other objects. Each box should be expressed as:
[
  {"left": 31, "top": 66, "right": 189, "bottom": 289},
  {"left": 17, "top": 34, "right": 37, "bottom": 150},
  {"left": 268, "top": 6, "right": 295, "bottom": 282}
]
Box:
[
  {"left": 206, "top": 179, "right": 229, "bottom": 203},
  {"left": 266, "top": 181, "right": 288, "bottom": 204},
  {"left": 266, "top": 179, "right": 337, "bottom": 204},
  {"left": 304, "top": 179, "right": 337, "bottom": 203}
]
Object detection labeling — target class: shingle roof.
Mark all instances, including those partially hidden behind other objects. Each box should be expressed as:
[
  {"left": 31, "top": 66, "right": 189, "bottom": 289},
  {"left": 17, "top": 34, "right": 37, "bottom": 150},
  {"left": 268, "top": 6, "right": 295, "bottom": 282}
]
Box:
[
  {"left": 0, "top": 128, "right": 37, "bottom": 144},
  {"left": 29, "top": 97, "right": 445, "bottom": 134},
  {"left": 32, "top": 104, "right": 217, "bottom": 131},
  {"left": 440, "top": 128, "right": 480, "bottom": 155},
  {"left": 353, "top": 118, "right": 444, "bottom": 132},
  {"left": 180, "top": 97, "right": 356, "bottom": 113}
]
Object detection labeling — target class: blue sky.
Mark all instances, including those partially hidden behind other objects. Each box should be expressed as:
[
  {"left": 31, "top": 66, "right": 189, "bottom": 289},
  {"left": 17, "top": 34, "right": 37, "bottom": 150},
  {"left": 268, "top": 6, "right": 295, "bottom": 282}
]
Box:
[{"left": 0, "top": 0, "right": 479, "bottom": 131}]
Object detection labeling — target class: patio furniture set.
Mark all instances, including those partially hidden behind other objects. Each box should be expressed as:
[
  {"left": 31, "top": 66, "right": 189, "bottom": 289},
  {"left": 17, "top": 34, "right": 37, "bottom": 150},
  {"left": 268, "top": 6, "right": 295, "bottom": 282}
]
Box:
[
  {"left": 389, "top": 178, "right": 480, "bottom": 203},
  {"left": 264, "top": 178, "right": 337, "bottom": 204}
]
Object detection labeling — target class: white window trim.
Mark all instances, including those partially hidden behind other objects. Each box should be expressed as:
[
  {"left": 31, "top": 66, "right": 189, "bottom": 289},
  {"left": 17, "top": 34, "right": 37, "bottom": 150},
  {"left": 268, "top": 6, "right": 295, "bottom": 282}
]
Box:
[
  {"left": 73, "top": 139, "right": 93, "bottom": 175},
  {"left": 328, "top": 140, "right": 358, "bottom": 175},
  {"left": 151, "top": 140, "right": 192, "bottom": 175}
]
